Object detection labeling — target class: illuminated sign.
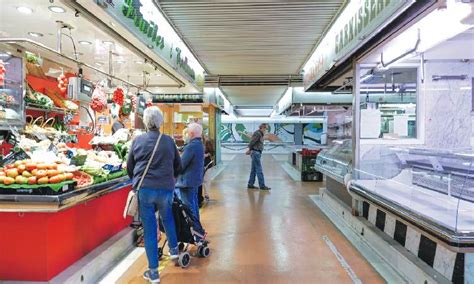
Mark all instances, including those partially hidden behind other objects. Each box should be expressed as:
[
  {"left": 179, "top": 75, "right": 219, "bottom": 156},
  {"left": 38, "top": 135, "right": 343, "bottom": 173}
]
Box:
[{"left": 303, "top": 0, "right": 414, "bottom": 90}]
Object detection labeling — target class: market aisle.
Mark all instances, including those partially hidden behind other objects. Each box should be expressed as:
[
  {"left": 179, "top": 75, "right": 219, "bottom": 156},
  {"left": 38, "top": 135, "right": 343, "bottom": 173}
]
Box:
[{"left": 116, "top": 154, "right": 383, "bottom": 283}]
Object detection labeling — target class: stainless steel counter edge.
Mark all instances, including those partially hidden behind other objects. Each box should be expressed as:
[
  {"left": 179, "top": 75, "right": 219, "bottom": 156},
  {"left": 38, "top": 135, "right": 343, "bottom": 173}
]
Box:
[
  {"left": 349, "top": 183, "right": 474, "bottom": 250},
  {"left": 314, "top": 165, "right": 345, "bottom": 184},
  {"left": 0, "top": 177, "right": 132, "bottom": 213}
]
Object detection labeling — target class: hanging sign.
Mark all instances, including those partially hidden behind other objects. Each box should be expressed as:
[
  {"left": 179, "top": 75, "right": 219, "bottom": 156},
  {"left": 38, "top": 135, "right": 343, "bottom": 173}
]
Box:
[
  {"left": 303, "top": 0, "right": 414, "bottom": 90},
  {"left": 98, "top": 0, "right": 204, "bottom": 87}
]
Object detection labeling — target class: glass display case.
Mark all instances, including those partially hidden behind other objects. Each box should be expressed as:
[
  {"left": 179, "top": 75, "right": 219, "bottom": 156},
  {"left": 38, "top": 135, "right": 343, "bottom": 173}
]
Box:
[
  {"left": 351, "top": 0, "right": 474, "bottom": 234},
  {"left": 315, "top": 139, "right": 352, "bottom": 184},
  {"left": 0, "top": 49, "right": 25, "bottom": 129}
]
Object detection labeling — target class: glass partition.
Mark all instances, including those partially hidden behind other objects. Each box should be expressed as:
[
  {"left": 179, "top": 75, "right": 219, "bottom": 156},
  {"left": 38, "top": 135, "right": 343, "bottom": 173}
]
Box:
[
  {"left": 0, "top": 50, "right": 25, "bottom": 129},
  {"left": 352, "top": 0, "right": 474, "bottom": 234}
]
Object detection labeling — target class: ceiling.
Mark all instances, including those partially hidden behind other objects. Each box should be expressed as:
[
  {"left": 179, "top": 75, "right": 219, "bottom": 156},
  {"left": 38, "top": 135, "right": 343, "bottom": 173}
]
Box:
[
  {"left": 159, "top": 0, "right": 344, "bottom": 75},
  {"left": 221, "top": 85, "right": 287, "bottom": 106},
  {"left": 0, "top": 0, "right": 198, "bottom": 93},
  {"left": 158, "top": 0, "right": 345, "bottom": 106}
]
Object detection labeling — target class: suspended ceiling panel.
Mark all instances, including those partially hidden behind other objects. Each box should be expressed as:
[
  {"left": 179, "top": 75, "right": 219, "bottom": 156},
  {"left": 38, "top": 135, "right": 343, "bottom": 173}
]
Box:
[
  {"left": 221, "top": 85, "right": 287, "bottom": 106},
  {"left": 159, "top": 0, "right": 345, "bottom": 75}
]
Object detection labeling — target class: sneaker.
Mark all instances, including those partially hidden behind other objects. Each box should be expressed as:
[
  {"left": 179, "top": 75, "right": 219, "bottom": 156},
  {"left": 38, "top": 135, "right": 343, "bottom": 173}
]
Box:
[
  {"left": 247, "top": 184, "right": 257, "bottom": 189},
  {"left": 168, "top": 247, "right": 179, "bottom": 260},
  {"left": 143, "top": 269, "right": 160, "bottom": 283},
  {"left": 260, "top": 186, "right": 271, "bottom": 190}
]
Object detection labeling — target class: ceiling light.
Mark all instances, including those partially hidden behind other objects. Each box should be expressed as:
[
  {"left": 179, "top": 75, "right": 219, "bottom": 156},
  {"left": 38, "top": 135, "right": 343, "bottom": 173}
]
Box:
[
  {"left": 48, "top": 6, "right": 66, "bottom": 13},
  {"left": 116, "top": 60, "right": 126, "bottom": 64},
  {"left": 28, "top": 32, "right": 43, "bottom": 38},
  {"left": 103, "top": 41, "right": 114, "bottom": 45},
  {"left": 17, "top": 6, "right": 33, "bottom": 14},
  {"left": 79, "top": 40, "right": 92, "bottom": 45},
  {"left": 72, "top": 52, "right": 83, "bottom": 56},
  {"left": 135, "top": 61, "right": 143, "bottom": 64},
  {"left": 95, "top": 62, "right": 104, "bottom": 66}
]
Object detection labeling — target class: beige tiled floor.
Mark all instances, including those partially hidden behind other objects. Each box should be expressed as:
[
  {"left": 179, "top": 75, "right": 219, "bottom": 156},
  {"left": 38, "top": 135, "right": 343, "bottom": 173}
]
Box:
[{"left": 117, "top": 154, "right": 383, "bottom": 283}]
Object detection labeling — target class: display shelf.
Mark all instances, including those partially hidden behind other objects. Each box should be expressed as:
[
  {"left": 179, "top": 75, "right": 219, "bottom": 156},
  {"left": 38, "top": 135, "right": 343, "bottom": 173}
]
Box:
[
  {"left": 25, "top": 103, "right": 77, "bottom": 115},
  {"left": 315, "top": 139, "right": 352, "bottom": 184}
]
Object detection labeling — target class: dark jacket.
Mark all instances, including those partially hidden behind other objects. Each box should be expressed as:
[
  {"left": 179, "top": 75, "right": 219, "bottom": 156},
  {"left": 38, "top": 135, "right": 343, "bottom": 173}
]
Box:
[
  {"left": 177, "top": 137, "right": 204, "bottom": 188},
  {"left": 127, "top": 130, "right": 182, "bottom": 190},
  {"left": 248, "top": 130, "right": 264, "bottom": 152}
]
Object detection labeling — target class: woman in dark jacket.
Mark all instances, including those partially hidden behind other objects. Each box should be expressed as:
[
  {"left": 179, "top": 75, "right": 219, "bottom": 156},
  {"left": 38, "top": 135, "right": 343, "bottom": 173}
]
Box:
[{"left": 127, "top": 106, "right": 181, "bottom": 283}]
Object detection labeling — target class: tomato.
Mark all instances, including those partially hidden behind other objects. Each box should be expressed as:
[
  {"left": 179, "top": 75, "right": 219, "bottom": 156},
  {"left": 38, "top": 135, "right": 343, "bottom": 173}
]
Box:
[
  {"left": 37, "top": 177, "right": 49, "bottom": 184},
  {"left": 28, "top": 177, "right": 37, "bottom": 185},
  {"left": 31, "top": 169, "right": 38, "bottom": 176},
  {"left": 35, "top": 170, "right": 48, "bottom": 178},
  {"left": 17, "top": 164, "right": 26, "bottom": 174},
  {"left": 47, "top": 170, "right": 59, "bottom": 177},
  {"left": 6, "top": 164, "right": 15, "bottom": 170},
  {"left": 64, "top": 172, "right": 74, "bottom": 180},
  {"left": 26, "top": 163, "right": 37, "bottom": 172},
  {"left": 6, "top": 169, "right": 19, "bottom": 178},
  {"left": 49, "top": 175, "right": 61, "bottom": 184},
  {"left": 3, "top": 177, "right": 15, "bottom": 185}
]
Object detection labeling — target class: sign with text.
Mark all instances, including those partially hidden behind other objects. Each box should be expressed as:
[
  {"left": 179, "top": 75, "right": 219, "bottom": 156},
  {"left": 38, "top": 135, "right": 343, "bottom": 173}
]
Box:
[
  {"left": 303, "top": 0, "right": 414, "bottom": 90},
  {"left": 99, "top": 0, "right": 204, "bottom": 87}
]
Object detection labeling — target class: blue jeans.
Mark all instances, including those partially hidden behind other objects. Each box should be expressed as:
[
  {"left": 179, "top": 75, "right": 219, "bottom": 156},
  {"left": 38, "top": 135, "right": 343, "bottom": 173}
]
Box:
[
  {"left": 139, "top": 187, "right": 178, "bottom": 270},
  {"left": 179, "top": 186, "right": 205, "bottom": 238},
  {"left": 248, "top": 151, "right": 265, "bottom": 188}
]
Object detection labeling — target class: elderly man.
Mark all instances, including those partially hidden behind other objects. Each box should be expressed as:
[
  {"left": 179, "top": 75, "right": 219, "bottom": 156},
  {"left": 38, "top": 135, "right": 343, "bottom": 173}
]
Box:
[
  {"left": 127, "top": 106, "right": 182, "bottom": 283},
  {"left": 177, "top": 123, "right": 207, "bottom": 241},
  {"left": 246, "top": 123, "right": 271, "bottom": 190}
]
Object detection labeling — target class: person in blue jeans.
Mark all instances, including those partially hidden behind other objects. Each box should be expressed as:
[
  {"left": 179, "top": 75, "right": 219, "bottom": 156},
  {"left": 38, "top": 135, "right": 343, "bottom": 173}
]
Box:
[
  {"left": 177, "top": 123, "right": 207, "bottom": 241},
  {"left": 127, "top": 106, "right": 182, "bottom": 284},
  {"left": 246, "top": 124, "right": 271, "bottom": 190}
]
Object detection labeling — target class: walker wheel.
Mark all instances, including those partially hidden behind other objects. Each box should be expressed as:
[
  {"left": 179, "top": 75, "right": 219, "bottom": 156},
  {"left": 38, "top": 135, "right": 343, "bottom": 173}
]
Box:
[
  {"left": 178, "top": 252, "right": 190, "bottom": 268},
  {"left": 201, "top": 246, "right": 210, "bottom": 258}
]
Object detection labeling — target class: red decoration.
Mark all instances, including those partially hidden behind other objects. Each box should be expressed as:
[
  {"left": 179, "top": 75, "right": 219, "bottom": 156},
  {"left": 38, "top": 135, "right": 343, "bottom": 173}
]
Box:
[
  {"left": 57, "top": 74, "right": 68, "bottom": 95},
  {"left": 90, "top": 84, "right": 107, "bottom": 112},
  {"left": 0, "top": 60, "right": 5, "bottom": 85},
  {"left": 112, "top": 87, "right": 125, "bottom": 106}
]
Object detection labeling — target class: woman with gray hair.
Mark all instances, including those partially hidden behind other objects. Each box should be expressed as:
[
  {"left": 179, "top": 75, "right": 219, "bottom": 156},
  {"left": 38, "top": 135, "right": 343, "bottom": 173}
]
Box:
[{"left": 127, "top": 106, "right": 182, "bottom": 283}]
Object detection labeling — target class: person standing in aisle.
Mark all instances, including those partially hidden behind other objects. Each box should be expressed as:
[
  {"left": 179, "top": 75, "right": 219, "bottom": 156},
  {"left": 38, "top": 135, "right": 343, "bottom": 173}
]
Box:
[
  {"left": 202, "top": 138, "right": 215, "bottom": 202},
  {"left": 246, "top": 123, "right": 271, "bottom": 190},
  {"left": 177, "top": 123, "right": 207, "bottom": 241},
  {"left": 126, "top": 106, "right": 182, "bottom": 284}
]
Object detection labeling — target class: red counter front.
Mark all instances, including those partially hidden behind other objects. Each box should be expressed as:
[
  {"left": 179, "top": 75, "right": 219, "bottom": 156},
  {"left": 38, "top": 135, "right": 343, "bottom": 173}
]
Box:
[{"left": 0, "top": 184, "right": 132, "bottom": 281}]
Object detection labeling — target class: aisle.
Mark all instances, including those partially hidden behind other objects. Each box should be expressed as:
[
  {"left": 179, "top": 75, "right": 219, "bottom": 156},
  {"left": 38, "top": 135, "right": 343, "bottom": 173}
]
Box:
[{"left": 114, "top": 154, "right": 383, "bottom": 283}]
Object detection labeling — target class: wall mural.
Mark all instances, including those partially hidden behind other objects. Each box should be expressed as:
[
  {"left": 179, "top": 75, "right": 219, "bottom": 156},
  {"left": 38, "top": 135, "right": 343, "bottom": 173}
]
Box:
[{"left": 221, "top": 123, "right": 324, "bottom": 145}]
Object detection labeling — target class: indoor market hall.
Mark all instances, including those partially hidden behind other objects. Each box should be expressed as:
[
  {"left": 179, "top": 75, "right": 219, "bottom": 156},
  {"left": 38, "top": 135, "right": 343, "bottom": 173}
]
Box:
[{"left": 0, "top": 0, "right": 472, "bottom": 283}]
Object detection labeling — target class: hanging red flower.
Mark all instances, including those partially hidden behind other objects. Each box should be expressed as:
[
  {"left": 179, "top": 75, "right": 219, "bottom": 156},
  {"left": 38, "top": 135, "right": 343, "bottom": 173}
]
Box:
[{"left": 112, "top": 87, "right": 125, "bottom": 106}]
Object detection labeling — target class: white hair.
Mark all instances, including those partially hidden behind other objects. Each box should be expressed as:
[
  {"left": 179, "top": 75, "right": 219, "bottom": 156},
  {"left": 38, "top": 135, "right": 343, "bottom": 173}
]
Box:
[
  {"left": 143, "top": 106, "right": 163, "bottom": 130},
  {"left": 187, "top": 123, "right": 203, "bottom": 138}
]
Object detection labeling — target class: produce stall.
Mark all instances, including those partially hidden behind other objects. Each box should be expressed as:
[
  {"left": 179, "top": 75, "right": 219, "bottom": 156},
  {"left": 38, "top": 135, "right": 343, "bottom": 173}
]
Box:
[{"left": 0, "top": 42, "right": 138, "bottom": 281}]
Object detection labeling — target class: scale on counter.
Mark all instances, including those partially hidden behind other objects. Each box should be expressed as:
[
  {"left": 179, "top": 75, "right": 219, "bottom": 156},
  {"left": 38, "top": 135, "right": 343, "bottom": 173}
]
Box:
[{"left": 67, "top": 77, "right": 94, "bottom": 103}]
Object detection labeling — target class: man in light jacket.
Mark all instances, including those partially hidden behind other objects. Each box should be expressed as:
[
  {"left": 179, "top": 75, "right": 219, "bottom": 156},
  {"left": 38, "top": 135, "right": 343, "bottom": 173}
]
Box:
[{"left": 177, "top": 123, "right": 206, "bottom": 241}]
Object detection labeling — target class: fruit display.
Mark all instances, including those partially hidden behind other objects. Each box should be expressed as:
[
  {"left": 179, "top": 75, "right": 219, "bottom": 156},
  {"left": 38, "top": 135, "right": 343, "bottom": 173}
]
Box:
[
  {"left": 0, "top": 160, "right": 73, "bottom": 185},
  {"left": 57, "top": 74, "right": 68, "bottom": 95},
  {"left": 71, "top": 171, "right": 93, "bottom": 188}
]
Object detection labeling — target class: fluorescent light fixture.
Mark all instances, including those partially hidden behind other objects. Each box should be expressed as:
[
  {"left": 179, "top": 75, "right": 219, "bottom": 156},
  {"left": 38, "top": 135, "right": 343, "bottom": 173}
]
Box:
[
  {"left": 460, "top": 87, "right": 472, "bottom": 91},
  {"left": 17, "top": 6, "right": 33, "bottom": 14},
  {"left": 95, "top": 62, "right": 104, "bottom": 66},
  {"left": 116, "top": 60, "right": 126, "bottom": 64},
  {"left": 48, "top": 6, "right": 66, "bottom": 13},
  {"left": 72, "top": 52, "right": 83, "bottom": 56},
  {"left": 28, "top": 32, "right": 43, "bottom": 38},
  {"left": 102, "top": 41, "right": 114, "bottom": 45},
  {"left": 78, "top": 40, "right": 92, "bottom": 45},
  {"left": 135, "top": 61, "right": 143, "bottom": 64}
]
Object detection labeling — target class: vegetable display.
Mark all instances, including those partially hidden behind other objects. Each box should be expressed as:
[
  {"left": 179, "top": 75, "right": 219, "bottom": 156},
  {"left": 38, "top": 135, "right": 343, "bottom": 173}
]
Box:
[{"left": 0, "top": 160, "right": 73, "bottom": 185}]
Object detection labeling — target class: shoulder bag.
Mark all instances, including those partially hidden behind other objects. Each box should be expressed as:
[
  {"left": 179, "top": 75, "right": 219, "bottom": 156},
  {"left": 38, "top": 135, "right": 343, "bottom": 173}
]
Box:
[{"left": 123, "top": 133, "right": 163, "bottom": 218}]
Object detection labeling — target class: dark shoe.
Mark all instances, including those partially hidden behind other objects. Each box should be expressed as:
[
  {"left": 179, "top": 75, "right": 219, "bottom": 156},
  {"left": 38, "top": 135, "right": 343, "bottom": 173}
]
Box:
[
  {"left": 143, "top": 269, "right": 160, "bottom": 283},
  {"left": 247, "top": 184, "right": 257, "bottom": 189},
  {"left": 260, "top": 186, "right": 271, "bottom": 190}
]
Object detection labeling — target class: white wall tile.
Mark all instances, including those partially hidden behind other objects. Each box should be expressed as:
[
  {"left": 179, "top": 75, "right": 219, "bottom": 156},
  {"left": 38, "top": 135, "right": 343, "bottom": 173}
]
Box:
[
  {"left": 384, "top": 213, "right": 396, "bottom": 238},
  {"left": 433, "top": 244, "right": 457, "bottom": 280},
  {"left": 405, "top": 226, "right": 421, "bottom": 256}
]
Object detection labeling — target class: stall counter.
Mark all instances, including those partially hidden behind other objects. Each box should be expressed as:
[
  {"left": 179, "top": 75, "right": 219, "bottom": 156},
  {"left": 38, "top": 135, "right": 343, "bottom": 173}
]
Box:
[{"left": 0, "top": 177, "right": 132, "bottom": 281}]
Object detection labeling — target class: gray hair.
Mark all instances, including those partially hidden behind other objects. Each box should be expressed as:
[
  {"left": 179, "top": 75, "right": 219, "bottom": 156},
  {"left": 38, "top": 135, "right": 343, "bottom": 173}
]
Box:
[
  {"left": 187, "top": 123, "right": 203, "bottom": 137},
  {"left": 143, "top": 106, "right": 163, "bottom": 130}
]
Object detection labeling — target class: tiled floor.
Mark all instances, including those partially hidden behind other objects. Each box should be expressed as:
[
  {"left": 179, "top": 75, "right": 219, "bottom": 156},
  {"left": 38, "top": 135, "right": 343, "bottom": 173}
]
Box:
[{"left": 113, "top": 154, "right": 383, "bottom": 283}]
